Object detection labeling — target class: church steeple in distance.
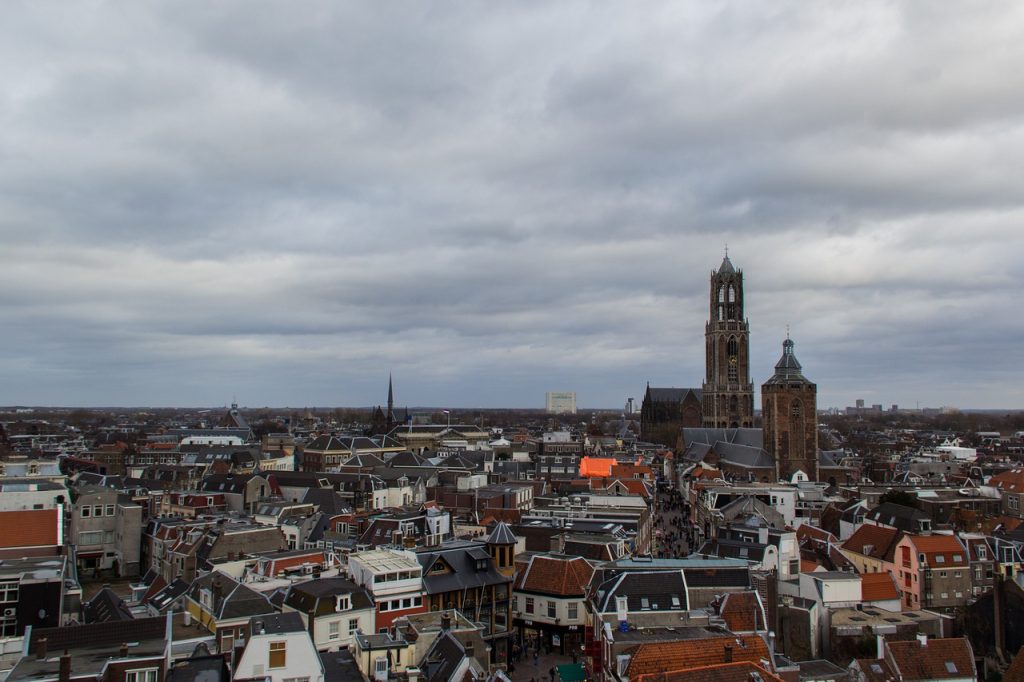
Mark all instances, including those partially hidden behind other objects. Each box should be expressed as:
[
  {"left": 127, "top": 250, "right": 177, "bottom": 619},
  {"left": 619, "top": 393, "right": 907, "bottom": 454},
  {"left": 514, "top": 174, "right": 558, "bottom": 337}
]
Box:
[
  {"left": 702, "top": 251, "right": 754, "bottom": 428},
  {"left": 387, "top": 373, "right": 396, "bottom": 428}
]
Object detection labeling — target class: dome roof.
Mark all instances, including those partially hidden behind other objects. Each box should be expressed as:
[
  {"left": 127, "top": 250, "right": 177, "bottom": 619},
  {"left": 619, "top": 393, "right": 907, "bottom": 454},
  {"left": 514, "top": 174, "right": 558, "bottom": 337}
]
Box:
[{"left": 765, "top": 338, "right": 812, "bottom": 385}]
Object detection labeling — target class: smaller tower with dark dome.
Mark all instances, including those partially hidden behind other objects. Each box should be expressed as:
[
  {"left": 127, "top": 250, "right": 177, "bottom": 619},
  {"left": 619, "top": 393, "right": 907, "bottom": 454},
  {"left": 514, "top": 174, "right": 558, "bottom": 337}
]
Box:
[{"left": 762, "top": 336, "right": 819, "bottom": 482}]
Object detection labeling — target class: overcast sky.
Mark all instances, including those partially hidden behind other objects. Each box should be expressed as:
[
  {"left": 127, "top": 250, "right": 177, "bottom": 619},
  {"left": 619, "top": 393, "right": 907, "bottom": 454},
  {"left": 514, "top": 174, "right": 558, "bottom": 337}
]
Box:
[{"left": 2, "top": 2, "right": 1024, "bottom": 411}]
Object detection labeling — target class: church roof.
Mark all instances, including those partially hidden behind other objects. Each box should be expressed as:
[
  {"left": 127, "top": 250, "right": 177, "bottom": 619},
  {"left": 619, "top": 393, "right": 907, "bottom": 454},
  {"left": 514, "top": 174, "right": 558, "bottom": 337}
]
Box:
[
  {"left": 764, "top": 338, "right": 813, "bottom": 386},
  {"left": 646, "top": 387, "right": 702, "bottom": 403},
  {"left": 682, "top": 427, "right": 763, "bottom": 449},
  {"left": 718, "top": 254, "right": 736, "bottom": 274}
]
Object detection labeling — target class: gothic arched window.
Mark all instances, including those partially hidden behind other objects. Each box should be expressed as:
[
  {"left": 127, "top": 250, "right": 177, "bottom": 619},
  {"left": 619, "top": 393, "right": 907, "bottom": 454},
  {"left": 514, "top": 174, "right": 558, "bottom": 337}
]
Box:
[
  {"left": 728, "top": 285, "right": 736, "bottom": 303},
  {"left": 791, "top": 399, "right": 802, "bottom": 418}
]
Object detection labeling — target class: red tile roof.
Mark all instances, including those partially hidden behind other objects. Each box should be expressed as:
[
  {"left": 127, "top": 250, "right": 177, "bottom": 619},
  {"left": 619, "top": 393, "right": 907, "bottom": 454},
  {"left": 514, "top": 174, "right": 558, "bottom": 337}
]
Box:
[
  {"left": 841, "top": 524, "right": 901, "bottom": 560},
  {"left": 990, "top": 469, "right": 1024, "bottom": 492},
  {"left": 625, "top": 635, "right": 771, "bottom": 676},
  {"left": 0, "top": 509, "right": 60, "bottom": 548},
  {"left": 514, "top": 554, "right": 594, "bottom": 597},
  {"left": 906, "top": 534, "right": 967, "bottom": 566},
  {"left": 886, "top": 637, "right": 975, "bottom": 680},
  {"left": 635, "top": 661, "right": 784, "bottom": 682},
  {"left": 861, "top": 572, "right": 900, "bottom": 602},
  {"left": 797, "top": 524, "right": 838, "bottom": 544},
  {"left": 719, "top": 591, "right": 766, "bottom": 632},
  {"left": 853, "top": 658, "right": 897, "bottom": 682}
]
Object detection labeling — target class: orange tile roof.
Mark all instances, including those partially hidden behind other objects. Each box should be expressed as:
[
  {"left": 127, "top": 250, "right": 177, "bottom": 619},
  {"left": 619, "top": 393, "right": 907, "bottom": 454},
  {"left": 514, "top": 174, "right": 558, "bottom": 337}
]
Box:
[
  {"left": 990, "top": 469, "right": 1024, "bottom": 492},
  {"left": 515, "top": 555, "right": 594, "bottom": 597},
  {"left": 625, "top": 635, "right": 770, "bottom": 677},
  {"left": 719, "top": 591, "right": 765, "bottom": 632},
  {"left": 635, "top": 661, "right": 784, "bottom": 682},
  {"left": 0, "top": 509, "right": 60, "bottom": 548},
  {"left": 578, "top": 457, "right": 616, "bottom": 478},
  {"left": 887, "top": 637, "right": 975, "bottom": 680},
  {"left": 861, "top": 572, "right": 900, "bottom": 602},
  {"left": 906, "top": 534, "right": 967, "bottom": 565},
  {"left": 800, "top": 558, "right": 821, "bottom": 573}
]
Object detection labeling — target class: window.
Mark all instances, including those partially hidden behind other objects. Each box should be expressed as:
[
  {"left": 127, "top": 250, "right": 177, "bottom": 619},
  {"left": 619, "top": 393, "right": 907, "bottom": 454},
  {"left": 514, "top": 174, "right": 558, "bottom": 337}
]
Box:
[
  {"left": 952, "top": 554, "right": 962, "bottom": 563},
  {"left": 547, "top": 601, "right": 556, "bottom": 618},
  {"left": 336, "top": 595, "right": 350, "bottom": 611},
  {"left": 269, "top": 641, "right": 286, "bottom": 669},
  {"left": 105, "top": 505, "right": 115, "bottom": 516},
  {"left": 79, "top": 530, "right": 104, "bottom": 546},
  {"left": 329, "top": 621, "right": 340, "bottom": 639},
  {"left": 939, "top": 571, "right": 947, "bottom": 578},
  {"left": 525, "top": 598, "right": 534, "bottom": 614},
  {"left": 81, "top": 506, "right": 91, "bottom": 518},
  {"left": 978, "top": 547, "right": 987, "bottom": 560},
  {"left": 568, "top": 603, "right": 578, "bottom": 620},
  {"left": 791, "top": 400, "right": 802, "bottom": 418},
  {"left": 0, "top": 581, "right": 18, "bottom": 603},
  {"left": 221, "top": 630, "right": 234, "bottom": 651},
  {"left": 93, "top": 505, "right": 103, "bottom": 517},
  {"left": 348, "top": 618, "right": 360, "bottom": 635},
  {"left": 126, "top": 670, "right": 158, "bottom": 682},
  {"left": 935, "top": 555, "right": 945, "bottom": 564}
]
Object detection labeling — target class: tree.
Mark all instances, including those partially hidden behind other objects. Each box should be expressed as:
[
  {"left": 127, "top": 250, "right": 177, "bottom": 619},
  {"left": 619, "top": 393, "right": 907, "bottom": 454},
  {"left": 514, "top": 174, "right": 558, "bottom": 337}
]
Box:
[{"left": 878, "top": 489, "right": 919, "bottom": 509}]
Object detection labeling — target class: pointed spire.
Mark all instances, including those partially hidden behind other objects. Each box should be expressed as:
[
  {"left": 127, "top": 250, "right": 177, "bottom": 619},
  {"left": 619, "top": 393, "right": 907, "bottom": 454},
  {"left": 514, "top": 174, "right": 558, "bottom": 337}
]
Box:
[
  {"left": 718, "top": 250, "right": 735, "bottom": 274},
  {"left": 387, "top": 373, "right": 395, "bottom": 424}
]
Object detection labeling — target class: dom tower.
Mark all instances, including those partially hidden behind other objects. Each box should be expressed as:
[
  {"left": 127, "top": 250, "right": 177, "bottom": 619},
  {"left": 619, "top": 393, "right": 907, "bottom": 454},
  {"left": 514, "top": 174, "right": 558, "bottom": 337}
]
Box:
[{"left": 701, "top": 254, "right": 754, "bottom": 428}]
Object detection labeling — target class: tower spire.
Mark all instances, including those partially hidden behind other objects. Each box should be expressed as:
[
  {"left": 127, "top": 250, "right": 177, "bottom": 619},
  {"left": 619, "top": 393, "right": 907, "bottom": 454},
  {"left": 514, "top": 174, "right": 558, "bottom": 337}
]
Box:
[{"left": 387, "top": 373, "right": 395, "bottom": 425}]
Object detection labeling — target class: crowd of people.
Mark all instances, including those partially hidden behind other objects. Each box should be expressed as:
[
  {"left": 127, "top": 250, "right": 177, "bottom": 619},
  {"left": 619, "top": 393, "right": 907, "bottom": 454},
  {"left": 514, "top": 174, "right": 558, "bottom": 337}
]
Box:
[{"left": 655, "top": 484, "right": 697, "bottom": 557}]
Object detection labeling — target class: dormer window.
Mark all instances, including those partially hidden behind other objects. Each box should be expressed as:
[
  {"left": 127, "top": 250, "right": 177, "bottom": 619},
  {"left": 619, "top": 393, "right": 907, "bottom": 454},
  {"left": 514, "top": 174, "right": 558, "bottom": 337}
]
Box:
[{"left": 336, "top": 595, "right": 351, "bottom": 612}]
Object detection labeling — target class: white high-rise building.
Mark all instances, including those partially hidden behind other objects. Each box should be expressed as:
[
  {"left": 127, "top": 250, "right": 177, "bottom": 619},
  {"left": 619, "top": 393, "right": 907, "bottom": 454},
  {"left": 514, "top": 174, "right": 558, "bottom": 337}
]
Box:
[{"left": 545, "top": 391, "right": 577, "bottom": 415}]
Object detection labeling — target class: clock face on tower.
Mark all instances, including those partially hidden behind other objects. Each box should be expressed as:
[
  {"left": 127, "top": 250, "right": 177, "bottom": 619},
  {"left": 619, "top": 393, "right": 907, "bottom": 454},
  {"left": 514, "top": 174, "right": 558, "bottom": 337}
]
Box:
[{"left": 729, "top": 356, "right": 738, "bottom": 365}]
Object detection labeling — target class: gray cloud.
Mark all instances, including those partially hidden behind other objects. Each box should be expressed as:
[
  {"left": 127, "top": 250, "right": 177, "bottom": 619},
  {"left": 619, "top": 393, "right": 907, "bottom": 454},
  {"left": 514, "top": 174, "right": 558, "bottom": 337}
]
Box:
[{"left": 1, "top": 1, "right": 1024, "bottom": 409}]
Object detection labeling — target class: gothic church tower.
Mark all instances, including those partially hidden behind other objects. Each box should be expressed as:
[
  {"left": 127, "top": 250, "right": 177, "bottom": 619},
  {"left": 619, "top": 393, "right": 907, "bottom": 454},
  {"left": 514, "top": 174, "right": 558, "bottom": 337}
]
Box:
[
  {"left": 702, "top": 254, "right": 754, "bottom": 428},
  {"left": 762, "top": 337, "right": 819, "bottom": 482}
]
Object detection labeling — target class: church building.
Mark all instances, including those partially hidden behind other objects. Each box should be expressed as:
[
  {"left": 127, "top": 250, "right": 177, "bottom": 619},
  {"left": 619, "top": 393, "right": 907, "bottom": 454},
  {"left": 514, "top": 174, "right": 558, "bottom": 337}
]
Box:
[
  {"left": 761, "top": 337, "right": 819, "bottom": 482},
  {"left": 701, "top": 254, "right": 754, "bottom": 428},
  {"left": 641, "top": 253, "right": 753, "bottom": 440}
]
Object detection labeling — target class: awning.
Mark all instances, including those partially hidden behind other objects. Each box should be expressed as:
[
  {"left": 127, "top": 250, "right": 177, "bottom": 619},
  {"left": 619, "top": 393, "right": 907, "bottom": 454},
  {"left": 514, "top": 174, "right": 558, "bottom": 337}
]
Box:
[{"left": 558, "top": 664, "right": 586, "bottom": 682}]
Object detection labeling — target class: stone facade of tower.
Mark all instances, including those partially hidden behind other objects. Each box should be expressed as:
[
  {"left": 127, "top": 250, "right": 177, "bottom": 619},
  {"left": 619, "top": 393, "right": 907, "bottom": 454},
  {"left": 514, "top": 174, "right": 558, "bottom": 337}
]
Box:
[
  {"left": 762, "top": 338, "right": 819, "bottom": 482},
  {"left": 701, "top": 255, "right": 754, "bottom": 428}
]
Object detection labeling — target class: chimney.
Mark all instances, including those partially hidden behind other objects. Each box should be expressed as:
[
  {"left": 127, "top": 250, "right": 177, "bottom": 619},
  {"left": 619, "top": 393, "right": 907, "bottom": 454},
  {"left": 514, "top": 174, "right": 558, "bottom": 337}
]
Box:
[
  {"left": 464, "top": 640, "right": 474, "bottom": 659},
  {"left": 36, "top": 638, "right": 47, "bottom": 661},
  {"left": 440, "top": 611, "right": 452, "bottom": 632},
  {"left": 59, "top": 652, "right": 71, "bottom": 682},
  {"left": 723, "top": 644, "right": 733, "bottom": 663},
  {"left": 916, "top": 633, "right": 927, "bottom": 647},
  {"left": 120, "top": 643, "right": 129, "bottom": 658},
  {"left": 212, "top": 576, "right": 224, "bottom": 608}
]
